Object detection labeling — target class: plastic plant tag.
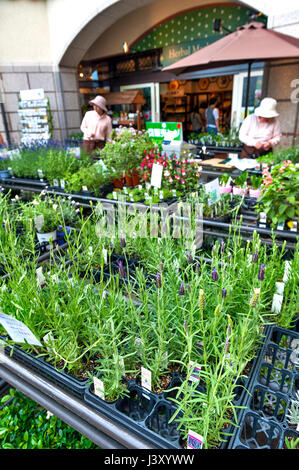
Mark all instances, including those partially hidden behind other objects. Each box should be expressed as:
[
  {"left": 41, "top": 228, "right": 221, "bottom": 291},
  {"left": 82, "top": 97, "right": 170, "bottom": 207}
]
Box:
[
  {"left": 53, "top": 179, "right": 59, "bottom": 187},
  {"left": 43, "top": 332, "right": 56, "bottom": 353},
  {"left": 271, "top": 294, "right": 284, "bottom": 314},
  {"left": 141, "top": 367, "right": 152, "bottom": 392},
  {"left": 60, "top": 179, "right": 65, "bottom": 190},
  {"left": 202, "top": 146, "right": 207, "bottom": 154},
  {"left": 187, "top": 429, "right": 203, "bottom": 449},
  {"left": 172, "top": 189, "right": 177, "bottom": 197},
  {"left": 123, "top": 187, "right": 128, "bottom": 194},
  {"left": 102, "top": 248, "right": 108, "bottom": 264},
  {"left": 34, "top": 215, "right": 44, "bottom": 232},
  {"left": 290, "top": 221, "right": 297, "bottom": 232},
  {"left": 138, "top": 185, "right": 143, "bottom": 190},
  {"left": 93, "top": 377, "right": 105, "bottom": 400},
  {"left": 283, "top": 261, "right": 292, "bottom": 283},
  {"left": 112, "top": 191, "right": 118, "bottom": 200},
  {"left": 37, "top": 169, "right": 44, "bottom": 180},
  {"left": 205, "top": 178, "right": 220, "bottom": 205},
  {"left": 150, "top": 163, "right": 163, "bottom": 188},
  {"left": 8, "top": 167, "right": 14, "bottom": 176},
  {"left": 0, "top": 312, "right": 42, "bottom": 347},
  {"left": 82, "top": 186, "right": 88, "bottom": 191},
  {"left": 275, "top": 282, "right": 285, "bottom": 296},
  {"left": 189, "top": 361, "right": 201, "bottom": 382},
  {"left": 36, "top": 266, "right": 46, "bottom": 287},
  {"left": 259, "top": 212, "right": 267, "bottom": 228},
  {"left": 277, "top": 222, "right": 284, "bottom": 231}
]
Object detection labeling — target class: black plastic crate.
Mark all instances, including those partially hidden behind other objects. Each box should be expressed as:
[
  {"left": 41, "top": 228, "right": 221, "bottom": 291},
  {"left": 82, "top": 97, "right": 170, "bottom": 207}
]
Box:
[
  {"left": 84, "top": 381, "right": 184, "bottom": 449},
  {"left": 4, "top": 343, "right": 90, "bottom": 399}
]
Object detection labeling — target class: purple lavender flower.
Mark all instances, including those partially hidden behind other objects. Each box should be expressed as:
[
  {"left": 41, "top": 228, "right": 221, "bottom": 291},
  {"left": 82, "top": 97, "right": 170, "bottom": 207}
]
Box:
[
  {"left": 187, "top": 284, "right": 191, "bottom": 293},
  {"left": 156, "top": 271, "right": 162, "bottom": 289},
  {"left": 222, "top": 288, "right": 227, "bottom": 298},
  {"left": 120, "top": 234, "right": 126, "bottom": 248},
  {"left": 253, "top": 249, "right": 258, "bottom": 263},
  {"left": 186, "top": 251, "right": 194, "bottom": 264},
  {"left": 118, "top": 260, "right": 126, "bottom": 278},
  {"left": 258, "top": 264, "right": 266, "bottom": 281},
  {"left": 221, "top": 241, "right": 225, "bottom": 253},
  {"left": 212, "top": 268, "right": 218, "bottom": 282},
  {"left": 179, "top": 281, "right": 185, "bottom": 296},
  {"left": 196, "top": 263, "right": 200, "bottom": 275},
  {"left": 224, "top": 337, "right": 230, "bottom": 353},
  {"left": 183, "top": 320, "right": 188, "bottom": 332},
  {"left": 159, "top": 261, "right": 164, "bottom": 272}
]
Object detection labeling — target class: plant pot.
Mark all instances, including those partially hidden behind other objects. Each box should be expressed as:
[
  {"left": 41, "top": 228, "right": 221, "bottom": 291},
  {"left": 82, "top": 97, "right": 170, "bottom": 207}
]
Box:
[
  {"left": 233, "top": 186, "right": 247, "bottom": 196},
  {"left": 249, "top": 188, "right": 262, "bottom": 198},
  {"left": 0, "top": 170, "right": 10, "bottom": 180},
  {"left": 220, "top": 185, "right": 232, "bottom": 194},
  {"left": 36, "top": 230, "right": 57, "bottom": 250},
  {"left": 111, "top": 177, "right": 124, "bottom": 189},
  {"left": 131, "top": 171, "right": 141, "bottom": 187},
  {"left": 56, "top": 226, "right": 72, "bottom": 246},
  {"left": 125, "top": 173, "right": 133, "bottom": 187}
]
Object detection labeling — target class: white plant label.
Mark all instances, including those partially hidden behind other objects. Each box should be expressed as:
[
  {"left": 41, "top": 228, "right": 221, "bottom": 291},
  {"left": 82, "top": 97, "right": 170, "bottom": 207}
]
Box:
[
  {"left": 189, "top": 361, "right": 201, "bottom": 382},
  {"left": 271, "top": 294, "right": 284, "bottom": 314},
  {"left": 205, "top": 178, "right": 220, "bottom": 205},
  {"left": 150, "top": 163, "right": 163, "bottom": 189},
  {"left": 141, "top": 367, "right": 152, "bottom": 392},
  {"left": 112, "top": 191, "right": 118, "bottom": 200},
  {"left": 60, "top": 179, "right": 65, "bottom": 190},
  {"left": 34, "top": 215, "right": 44, "bottom": 232},
  {"left": 0, "top": 312, "right": 42, "bottom": 346},
  {"left": 102, "top": 248, "right": 108, "bottom": 264},
  {"left": 159, "top": 190, "right": 164, "bottom": 200},
  {"left": 172, "top": 189, "right": 177, "bottom": 197},
  {"left": 187, "top": 429, "right": 203, "bottom": 449},
  {"left": 275, "top": 282, "right": 285, "bottom": 296},
  {"left": 290, "top": 221, "right": 297, "bottom": 232},
  {"left": 277, "top": 222, "right": 285, "bottom": 231},
  {"left": 37, "top": 169, "right": 44, "bottom": 180},
  {"left": 43, "top": 331, "right": 56, "bottom": 353},
  {"left": 53, "top": 179, "right": 59, "bottom": 187},
  {"left": 82, "top": 186, "right": 88, "bottom": 191},
  {"left": 93, "top": 377, "right": 105, "bottom": 400},
  {"left": 259, "top": 212, "right": 267, "bottom": 228},
  {"left": 283, "top": 261, "right": 292, "bottom": 283},
  {"left": 36, "top": 266, "right": 46, "bottom": 286}
]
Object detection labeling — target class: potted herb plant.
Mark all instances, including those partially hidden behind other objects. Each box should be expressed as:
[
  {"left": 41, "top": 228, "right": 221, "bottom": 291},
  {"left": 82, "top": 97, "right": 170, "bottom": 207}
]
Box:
[
  {"left": 233, "top": 171, "right": 248, "bottom": 195},
  {"left": 249, "top": 175, "right": 263, "bottom": 198},
  {"left": 219, "top": 173, "right": 232, "bottom": 194}
]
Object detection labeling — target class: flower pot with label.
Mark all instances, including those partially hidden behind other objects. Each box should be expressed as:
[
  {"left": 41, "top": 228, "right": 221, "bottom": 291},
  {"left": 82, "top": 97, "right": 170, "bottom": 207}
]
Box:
[
  {"left": 233, "top": 186, "right": 247, "bottom": 196},
  {"left": 220, "top": 185, "right": 232, "bottom": 194},
  {"left": 36, "top": 230, "right": 57, "bottom": 250},
  {"left": 249, "top": 188, "right": 262, "bottom": 199}
]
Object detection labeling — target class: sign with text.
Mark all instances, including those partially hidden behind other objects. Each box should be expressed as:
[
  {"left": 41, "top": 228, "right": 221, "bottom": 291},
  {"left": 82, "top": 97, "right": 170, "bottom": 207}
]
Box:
[
  {"left": 146, "top": 122, "right": 183, "bottom": 144},
  {"left": 0, "top": 312, "right": 42, "bottom": 346}
]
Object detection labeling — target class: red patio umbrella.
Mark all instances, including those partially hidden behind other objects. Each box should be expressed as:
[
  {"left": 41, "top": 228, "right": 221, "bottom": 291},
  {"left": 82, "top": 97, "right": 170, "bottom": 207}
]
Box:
[{"left": 163, "top": 22, "right": 299, "bottom": 115}]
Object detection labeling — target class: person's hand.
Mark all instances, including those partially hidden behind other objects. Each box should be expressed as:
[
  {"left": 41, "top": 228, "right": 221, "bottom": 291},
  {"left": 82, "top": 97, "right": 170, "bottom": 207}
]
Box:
[
  {"left": 263, "top": 141, "right": 271, "bottom": 151},
  {"left": 255, "top": 141, "right": 263, "bottom": 149},
  {"left": 90, "top": 133, "right": 95, "bottom": 138}
]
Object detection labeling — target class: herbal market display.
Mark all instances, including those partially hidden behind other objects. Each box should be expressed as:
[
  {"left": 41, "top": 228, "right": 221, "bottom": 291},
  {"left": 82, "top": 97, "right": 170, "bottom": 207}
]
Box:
[{"left": 0, "top": 135, "right": 298, "bottom": 450}]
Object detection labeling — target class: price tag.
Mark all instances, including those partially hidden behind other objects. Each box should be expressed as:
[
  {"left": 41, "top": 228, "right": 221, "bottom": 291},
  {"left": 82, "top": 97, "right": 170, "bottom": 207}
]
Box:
[
  {"left": 271, "top": 294, "right": 284, "bottom": 314},
  {"left": 150, "top": 163, "right": 163, "bottom": 189},
  {"left": 141, "top": 367, "right": 152, "bottom": 392},
  {"left": 187, "top": 429, "right": 203, "bottom": 449},
  {"left": 36, "top": 266, "right": 46, "bottom": 286},
  {"left": 0, "top": 312, "right": 42, "bottom": 346},
  {"left": 112, "top": 191, "right": 118, "bottom": 200},
  {"left": 93, "top": 377, "right": 105, "bottom": 400},
  {"left": 290, "top": 221, "right": 297, "bottom": 233},
  {"left": 189, "top": 361, "right": 201, "bottom": 382}
]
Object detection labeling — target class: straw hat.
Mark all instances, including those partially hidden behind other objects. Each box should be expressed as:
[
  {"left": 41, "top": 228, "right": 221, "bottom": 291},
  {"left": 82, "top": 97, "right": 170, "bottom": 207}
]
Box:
[
  {"left": 255, "top": 97, "right": 279, "bottom": 118},
  {"left": 89, "top": 95, "right": 108, "bottom": 113}
]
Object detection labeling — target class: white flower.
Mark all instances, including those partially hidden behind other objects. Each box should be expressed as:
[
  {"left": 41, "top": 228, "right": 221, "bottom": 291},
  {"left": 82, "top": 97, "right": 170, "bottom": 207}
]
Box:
[
  {"left": 32, "top": 199, "right": 39, "bottom": 205},
  {"left": 52, "top": 204, "right": 58, "bottom": 211}
]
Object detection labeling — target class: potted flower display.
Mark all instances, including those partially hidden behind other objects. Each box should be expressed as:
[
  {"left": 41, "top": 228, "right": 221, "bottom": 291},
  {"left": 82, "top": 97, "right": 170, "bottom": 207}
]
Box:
[
  {"left": 233, "top": 171, "right": 248, "bottom": 195},
  {"left": 219, "top": 174, "right": 232, "bottom": 194},
  {"left": 249, "top": 175, "right": 263, "bottom": 198}
]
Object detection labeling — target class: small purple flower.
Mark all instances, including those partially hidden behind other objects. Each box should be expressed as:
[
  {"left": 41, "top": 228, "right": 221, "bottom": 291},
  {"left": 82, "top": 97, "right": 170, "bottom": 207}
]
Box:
[
  {"left": 258, "top": 264, "right": 266, "bottom": 281},
  {"left": 186, "top": 251, "right": 194, "bottom": 264},
  {"left": 120, "top": 234, "right": 126, "bottom": 248},
  {"left": 156, "top": 271, "right": 162, "bottom": 289},
  {"left": 221, "top": 241, "right": 225, "bottom": 253},
  {"left": 196, "top": 263, "right": 200, "bottom": 275},
  {"left": 212, "top": 268, "right": 218, "bottom": 282},
  {"left": 159, "top": 261, "right": 164, "bottom": 272},
  {"left": 118, "top": 260, "right": 126, "bottom": 278},
  {"left": 179, "top": 281, "right": 185, "bottom": 296},
  {"left": 222, "top": 288, "right": 227, "bottom": 298},
  {"left": 187, "top": 284, "right": 191, "bottom": 293},
  {"left": 224, "top": 337, "right": 230, "bottom": 353},
  {"left": 183, "top": 320, "right": 188, "bottom": 332},
  {"left": 253, "top": 249, "right": 258, "bottom": 263}
]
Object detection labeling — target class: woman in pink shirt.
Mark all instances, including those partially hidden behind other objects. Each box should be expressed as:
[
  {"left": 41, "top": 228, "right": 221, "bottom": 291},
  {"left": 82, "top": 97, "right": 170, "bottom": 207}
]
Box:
[
  {"left": 81, "top": 95, "right": 112, "bottom": 155},
  {"left": 239, "top": 98, "right": 281, "bottom": 159}
]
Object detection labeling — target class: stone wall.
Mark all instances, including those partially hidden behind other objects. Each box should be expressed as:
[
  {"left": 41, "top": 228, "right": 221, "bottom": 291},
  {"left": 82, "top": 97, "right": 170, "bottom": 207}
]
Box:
[{"left": 0, "top": 65, "right": 81, "bottom": 146}]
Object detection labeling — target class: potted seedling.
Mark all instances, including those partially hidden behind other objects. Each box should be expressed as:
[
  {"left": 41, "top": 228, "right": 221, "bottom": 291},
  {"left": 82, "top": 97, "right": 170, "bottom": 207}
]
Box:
[
  {"left": 249, "top": 175, "right": 263, "bottom": 198},
  {"left": 233, "top": 171, "right": 248, "bottom": 195},
  {"left": 219, "top": 174, "right": 232, "bottom": 194}
]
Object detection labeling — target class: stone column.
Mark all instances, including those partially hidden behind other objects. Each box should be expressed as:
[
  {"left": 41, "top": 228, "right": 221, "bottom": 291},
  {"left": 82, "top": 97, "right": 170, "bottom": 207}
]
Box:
[{"left": 0, "top": 64, "right": 82, "bottom": 146}]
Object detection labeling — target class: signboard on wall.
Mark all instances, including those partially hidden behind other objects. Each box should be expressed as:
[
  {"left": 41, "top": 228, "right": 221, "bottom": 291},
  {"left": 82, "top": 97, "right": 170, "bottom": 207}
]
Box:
[
  {"left": 18, "top": 89, "right": 51, "bottom": 145},
  {"left": 146, "top": 122, "right": 183, "bottom": 143}
]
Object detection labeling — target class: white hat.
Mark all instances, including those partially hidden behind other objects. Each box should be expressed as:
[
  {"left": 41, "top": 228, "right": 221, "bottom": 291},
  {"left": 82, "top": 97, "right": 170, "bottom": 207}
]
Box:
[
  {"left": 255, "top": 97, "right": 279, "bottom": 118},
  {"left": 88, "top": 95, "right": 108, "bottom": 113}
]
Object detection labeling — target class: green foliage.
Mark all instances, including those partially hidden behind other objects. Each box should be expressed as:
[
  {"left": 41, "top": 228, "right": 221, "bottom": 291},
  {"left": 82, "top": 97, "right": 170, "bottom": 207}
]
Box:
[
  {"left": 257, "top": 145, "right": 299, "bottom": 165},
  {"left": 67, "top": 164, "right": 110, "bottom": 196},
  {"left": 0, "top": 389, "right": 99, "bottom": 449}
]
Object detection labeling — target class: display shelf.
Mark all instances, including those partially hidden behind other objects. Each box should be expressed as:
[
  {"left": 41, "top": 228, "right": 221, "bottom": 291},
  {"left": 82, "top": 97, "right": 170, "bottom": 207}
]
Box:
[{"left": 0, "top": 350, "right": 157, "bottom": 449}]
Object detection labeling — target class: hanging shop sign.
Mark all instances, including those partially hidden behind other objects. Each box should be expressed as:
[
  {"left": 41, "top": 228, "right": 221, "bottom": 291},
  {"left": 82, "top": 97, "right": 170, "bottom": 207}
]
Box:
[{"left": 146, "top": 122, "right": 183, "bottom": 144}]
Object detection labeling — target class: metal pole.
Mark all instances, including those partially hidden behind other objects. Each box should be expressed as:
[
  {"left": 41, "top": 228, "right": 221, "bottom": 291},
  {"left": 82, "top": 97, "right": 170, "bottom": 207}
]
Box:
[
  {"left": 0, "top": 102, "right": 11, "bottom": 147},
  {"left": 244, "top": 61, "right": 252, "bottom": 118}
]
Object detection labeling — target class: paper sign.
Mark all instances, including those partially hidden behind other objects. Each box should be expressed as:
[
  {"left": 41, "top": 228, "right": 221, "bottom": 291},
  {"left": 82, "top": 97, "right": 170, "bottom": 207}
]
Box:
[
  {"left": 290, "top": 221, "right": 297, "bottom": 233},
  {"left": 187, "top": 429, "right": 203, "bottom": 449},
  {"left": 205, "top": 178, "right": 220, "bottom": 205},
  {"left": 283, "top": 261, "right": 292, "bottom": 283},
  {"left": 36, "top": 266, "right": 46, "bottom": 287},
  {"left": 53, "top": 179, "right": 59, "bottom": 187},
  {"left": 275, "top": 282, "right": 285, "bottom": 296},
  {"left": 271, "top": 294, "right": 284, "bottom": 314},
  {"left": 93, "top": 377, "right": 105, "bottom": 400},
  {"left": 259, "top": 212, "right": 267, "bottom": 228},
  {"left": 150, "top": 163, "right": 163, "bottom": 189},
  {"left": 20, "top": 88, "right": 45, "bottom": 101},
  {"left": 0, "top": 312, "right": 42, "bottom": 346},
  {"left": 189, "top": 361, "right": 201, "bottom": 382},
  {"left": 141, "top": 367, "right": 152, "bottom": 392}
]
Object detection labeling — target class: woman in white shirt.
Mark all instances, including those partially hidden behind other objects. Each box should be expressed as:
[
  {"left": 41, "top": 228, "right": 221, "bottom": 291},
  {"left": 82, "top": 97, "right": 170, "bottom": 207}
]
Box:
[{"left": 239, "top": 97, "right": 281, "bottom": 159}]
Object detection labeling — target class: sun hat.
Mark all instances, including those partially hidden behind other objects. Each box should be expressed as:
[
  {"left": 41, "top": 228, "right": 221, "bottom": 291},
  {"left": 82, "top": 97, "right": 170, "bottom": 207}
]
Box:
[
  {"left": 89, "top": 95, "right": 108, "bottom": 113},
  {"left": 255, "top": 97, "right": 279, "bottom": 118}
]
